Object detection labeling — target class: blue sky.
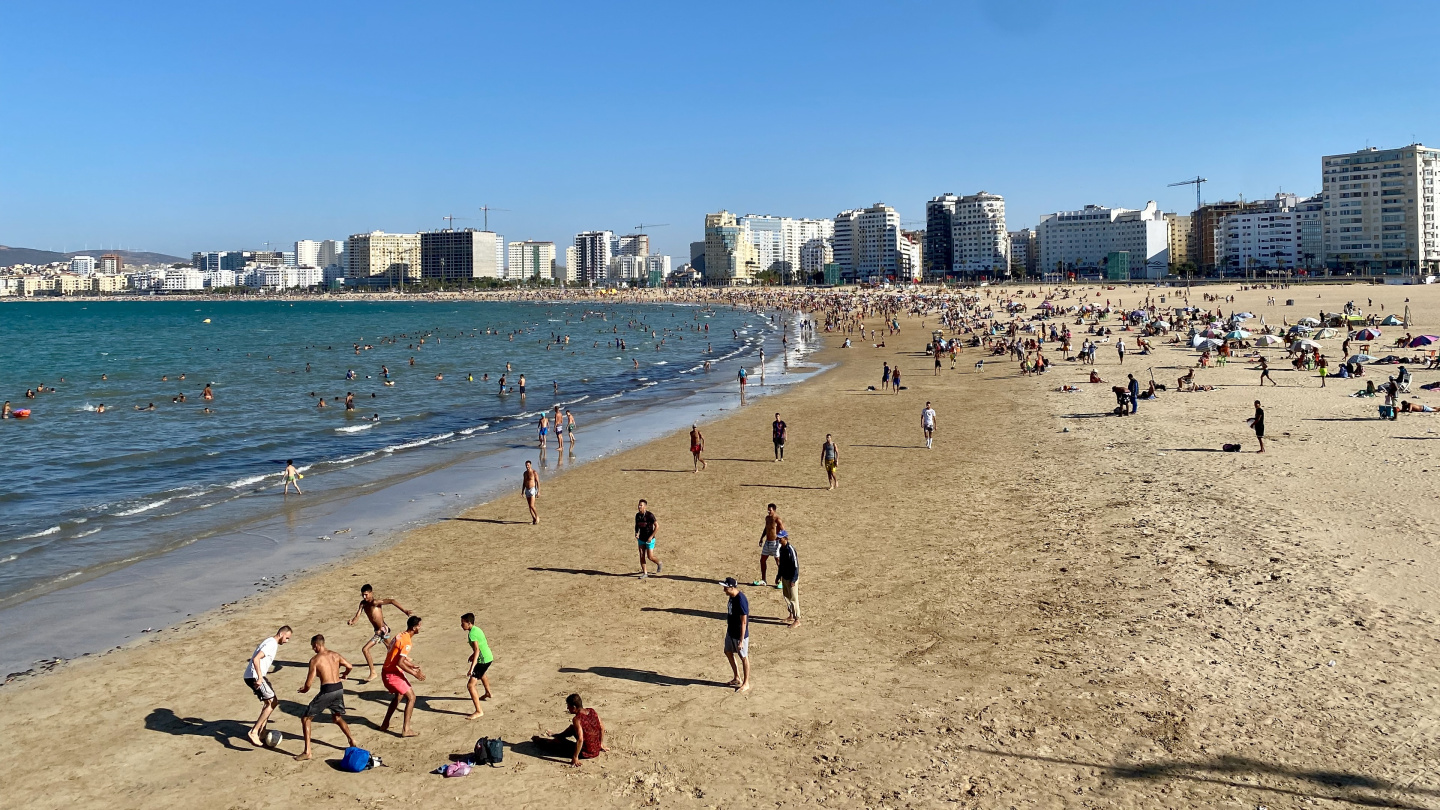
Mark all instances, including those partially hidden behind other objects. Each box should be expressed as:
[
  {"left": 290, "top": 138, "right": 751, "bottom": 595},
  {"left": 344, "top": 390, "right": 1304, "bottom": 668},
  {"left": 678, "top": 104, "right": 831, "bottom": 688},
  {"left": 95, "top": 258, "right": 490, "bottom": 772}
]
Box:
[{"left": 2, "top": 0, "right": 1435, "bottom": 262}]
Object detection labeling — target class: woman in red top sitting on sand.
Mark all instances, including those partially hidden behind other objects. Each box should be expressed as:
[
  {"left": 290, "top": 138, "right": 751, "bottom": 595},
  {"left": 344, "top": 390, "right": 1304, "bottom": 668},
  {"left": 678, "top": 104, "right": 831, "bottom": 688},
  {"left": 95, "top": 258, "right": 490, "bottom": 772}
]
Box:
[{"left": 533, "top": 693, "right": 606, "bottom": 767}]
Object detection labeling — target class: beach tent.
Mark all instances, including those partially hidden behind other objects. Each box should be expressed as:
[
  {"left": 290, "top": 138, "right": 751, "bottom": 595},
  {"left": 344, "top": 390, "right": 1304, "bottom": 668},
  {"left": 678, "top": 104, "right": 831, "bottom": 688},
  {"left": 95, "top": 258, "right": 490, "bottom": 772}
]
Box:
[
  {"left": 1298, "top": 317, "right": 1322, "bottom": 326},
  {"left": 1382, "top": 315, "right": 1404, "bottom": 326},
  {"left": 1235, "top": 312, "right": 1255, "bottom": 320},
  {"left": 1354, "top": 328, "right": 1383, "bottom": 341},
  {"left": 1287, "top": 325, "right": 1312, "bottom": 335}
]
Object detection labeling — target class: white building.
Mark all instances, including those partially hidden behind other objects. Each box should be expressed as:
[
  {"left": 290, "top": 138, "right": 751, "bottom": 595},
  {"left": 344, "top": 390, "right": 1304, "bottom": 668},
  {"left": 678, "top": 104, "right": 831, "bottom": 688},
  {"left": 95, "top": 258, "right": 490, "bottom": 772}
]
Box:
[
  {"left": 832, "top": 203, "right": 909, "bottom": 282},
  {"left": 645, "top": 254, "right": 671, "bottom": 281},
  {"left": 738, "top": 215, "right": 834, "bottom": 283},
  {"left": 295, "top": 240, "right": 321, "bottom": 269},
  {"left": 615, "top": 234, "right": 649, "bottom": 257},
  {"left": 163, "top": 268, "right": 205, "bottom": 291},
  {"left": 1037, "top": 201, "right": 1171, "bottom": 279},
  {"left": 951, "top": 192, "right": 1008, "bottom": 276},
  {"left": 1322, "top": 144, "right": 1440, "bottom": 271},
  {"left": 608, "top": 254, "right": 647, "bottom": 282},
  {"left": 561, "top": 246, "right": 580, "bottom": 283},
  {"left": 318, "top": 240, "right": 345, "bottom": 272},
  {"left": 507, "top": 241, "right": 556, "bottom": 281},
  {"left": 1222, "top": 194, "right": 1306, "bottom": 273},
  {"left": 203, "top": 268, "right": 237, "bottom": 288},
  {"left": 346, "top": 231, "right": 420, "bottom": 283},
  {"left": 70, "top": 255, "right": 97, "bottom": 275},
  {"left": 573, "top": 231, "right": 613, "bottom": 285}
]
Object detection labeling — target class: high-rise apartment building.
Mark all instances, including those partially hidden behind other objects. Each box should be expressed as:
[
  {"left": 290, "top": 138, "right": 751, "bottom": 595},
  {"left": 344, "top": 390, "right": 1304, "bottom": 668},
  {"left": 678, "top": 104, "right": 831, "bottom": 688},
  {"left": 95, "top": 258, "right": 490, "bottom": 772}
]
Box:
[
  {"left": 1037, "top": 201, "right": 1171, "bottom": 279},
  {"left": 689, "top": 241, "right": 706, "bottom": 275},
  {"left": 346, "top": 231, "right": 420, "bottom": 283},
  {"left": 832, "top": 203, "right": 908, "bottom": 282},
  {"left": 1297, "top": 196, "right": 1324, "bottom": 268},
  {"left": 573, "top": 231, "right": 614, "bottom": 285},
  {"left": 420, "top": 229, "right": 503, "bottom": 280},
  {"left": 644, "top": 254, "right": 671, "bottom": 284},
  {"left": 561, "top": 246, "right": 579, "bottom": 283},
  {"left": 925, "top": 194, "right": 960, "bottom": 278},
  {"left": 1191, "top": 202, "right": 1249, "bottom": 273},
  {"left": 737, "top": 215, "right": 835, "bottom": 283},
  {"left": 295, "top": 240, "right": 321, "bottom": 268},
  {"left": 1322, "top": 144, "right": 1440, "bottom": 271},
  {"left": 952, "top": 192, "right": 1008, "bottom": 277},
  {"left": 1163, "top": 214, "right": 1191, "bottom": 271},
  {"left": 1222, "top": 194, "right": 1303, "bottom": 273},
  {"left": 317, "top": 240, "right": 345, "bottom": 271},
  {"left": 69, "top": 255, "right": 96, "bottom": 275},
  {"left": 615, "top": 234, "right": 649, "bottom": 257},
  {"left": 832, "top": 210, "right": 859, "bottom": 278},
  {"left": 99, "top": 254, "right": 123, "bottom": 274},
  {"left": 703, "top": 211, "right": 758, "bottom": 285},
  {"left": 1008, "top": 229, "right": 1037, "bottom": 277},
  {"left": 507, "top": 241, "right": 555, "bottom": 281}
]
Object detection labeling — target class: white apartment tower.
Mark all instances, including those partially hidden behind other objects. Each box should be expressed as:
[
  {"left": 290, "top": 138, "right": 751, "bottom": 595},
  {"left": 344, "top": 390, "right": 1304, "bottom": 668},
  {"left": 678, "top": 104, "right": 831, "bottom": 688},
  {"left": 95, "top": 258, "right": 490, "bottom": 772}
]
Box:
[
  {"left": 1222, "top": 194, "right": 1309, "bottom": 273},
  {"left": 561, "top": 246, "right": 579, "bottom": 283},
  {"left": 951, "top": 192, "right": 1009, "bottom": 276},
  {"left": 508, "top": 241, "right": 556, "bottom": 281},
  {"left": 835, "top": 203, "right": 907, "bottom": 282},
  {"left": 573, "top": 231, "right": 614, "bottom": 285},
  {"left": 294, "top": 240, "right": 321, "bottom": 268},
  {"left": 737, "top": 215, "right": 835, "bottom": 284},
  {"left": 1322, "top": 144, "right": 1440, "bottom": 271},
  {"left": 69, "top": 255, "right": 97, "bottom": 275}
]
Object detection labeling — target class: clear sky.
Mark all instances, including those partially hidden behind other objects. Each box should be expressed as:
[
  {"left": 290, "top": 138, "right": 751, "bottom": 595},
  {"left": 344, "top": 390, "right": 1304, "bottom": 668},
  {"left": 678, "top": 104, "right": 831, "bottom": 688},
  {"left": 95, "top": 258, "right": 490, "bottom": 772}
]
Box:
[{"left": 2, "top": 0, "right": 1435, "bottom": 262}]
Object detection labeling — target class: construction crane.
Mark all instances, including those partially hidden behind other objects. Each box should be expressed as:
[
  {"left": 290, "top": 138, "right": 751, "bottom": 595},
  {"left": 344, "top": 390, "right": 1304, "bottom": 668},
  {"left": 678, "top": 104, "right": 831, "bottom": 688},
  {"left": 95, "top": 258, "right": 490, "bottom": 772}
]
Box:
[
  {"left": 441, "top": 214, "right": 470, "bottom": 230},
  {"left": 632, "top": 223, "right": 669, "bottom": 234},
  {"left": 478, "top": 205, "right": 510, "bottom": 232},
  {"left": 1168, "top": 176, "right": 1207, "bottom": 214}
]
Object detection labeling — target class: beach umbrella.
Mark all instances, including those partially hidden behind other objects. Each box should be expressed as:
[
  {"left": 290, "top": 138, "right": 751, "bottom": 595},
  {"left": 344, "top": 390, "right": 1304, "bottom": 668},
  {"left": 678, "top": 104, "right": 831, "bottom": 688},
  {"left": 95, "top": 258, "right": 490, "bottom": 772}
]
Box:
[
  {"left": 1255, "top": 334, "right": 1283, "bottom": 347},
  {"left": 1291, "top": 338, "right": 1321, "bottom": 351},
  {"left": 1153, "top": 319, "right": 1171, "bottom": 329},
  {"left": 1354, "top": 327, "right": 1383, "bottom": 341},
  {"left": 1195, "top": 338, "right": 1224, "bottom": 351},
  {"left": 1410, "top": 335, "right": 1440, "bottom": 348},
  {"left": 1315, "top": 328, "right": 1338, "bottom": 339},
  {"left": 1200, "top": 327, "right": 1226, "bottom": 338},
  {"left": 1348, "top": 354, "right": 1376, "bottom": 364},
  {"left": 1235, "top": 312, "right": 1255, "bottom": 320},
  {"left": 1225, "top": 330, "right": 1252, "bottom": 341},
  {"left": 1382, "top": 315, "right": 1404, "bottom": 326},
  {"left": 1298, "top": 317, "right": 1321, "bottom": 326},
  {"left": 1287, "top": 325, "right": 1312, "bottom": 335}
]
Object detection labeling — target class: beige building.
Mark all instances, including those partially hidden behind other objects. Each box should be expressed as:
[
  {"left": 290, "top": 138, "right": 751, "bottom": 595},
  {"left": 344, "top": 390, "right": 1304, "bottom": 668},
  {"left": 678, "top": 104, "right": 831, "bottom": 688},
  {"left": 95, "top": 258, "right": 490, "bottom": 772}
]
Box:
[
  {"left": 1165, "top": 213, "right": 1192, "bottom": 269},
  {"left": 508, "top": 241, "right": 556, "bottom": 281},
  {"left": 704, "top": 211, "right": 759, "bottom": 284},
  {"left": 345, "top": 231, "right": 420, "bottom": 283},
  {"left": 561, "top": 246, "right": 579, "bottom": 283},
  {"left": 1322, "top": 144, "right": 1440, "bottom": 271},
  {"left": 93, "top": 274, "right": 127, "bottom": 293}
]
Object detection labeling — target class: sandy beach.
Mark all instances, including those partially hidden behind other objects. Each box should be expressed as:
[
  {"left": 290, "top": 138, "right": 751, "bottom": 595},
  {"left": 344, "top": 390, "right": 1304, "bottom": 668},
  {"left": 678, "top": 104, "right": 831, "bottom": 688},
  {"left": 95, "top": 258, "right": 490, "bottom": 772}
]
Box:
[{"left": 4, "top": 282, "right": 1440, "bottom": 808}]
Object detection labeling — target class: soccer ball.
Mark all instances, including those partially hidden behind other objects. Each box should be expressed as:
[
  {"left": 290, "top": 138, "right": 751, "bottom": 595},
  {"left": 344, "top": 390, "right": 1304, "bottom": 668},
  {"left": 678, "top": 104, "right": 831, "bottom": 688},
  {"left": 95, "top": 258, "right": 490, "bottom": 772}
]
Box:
[{"left": 264, "top": 730, "right": 283, "bottom": 748}]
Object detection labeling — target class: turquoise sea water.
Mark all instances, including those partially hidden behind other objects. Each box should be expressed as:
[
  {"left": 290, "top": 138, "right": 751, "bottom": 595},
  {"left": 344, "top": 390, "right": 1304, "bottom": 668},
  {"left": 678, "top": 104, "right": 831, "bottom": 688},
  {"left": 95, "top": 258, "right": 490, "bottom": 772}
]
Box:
[{"left": 0, "top": 299, "right": 774, "bottom": 608}]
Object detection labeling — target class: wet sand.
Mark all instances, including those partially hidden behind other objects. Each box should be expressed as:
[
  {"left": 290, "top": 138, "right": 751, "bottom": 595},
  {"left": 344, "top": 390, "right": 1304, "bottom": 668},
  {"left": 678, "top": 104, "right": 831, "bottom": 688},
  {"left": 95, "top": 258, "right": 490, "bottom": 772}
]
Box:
[{"left": 3, "top": 282, "right": 1440, "bottom": 808}]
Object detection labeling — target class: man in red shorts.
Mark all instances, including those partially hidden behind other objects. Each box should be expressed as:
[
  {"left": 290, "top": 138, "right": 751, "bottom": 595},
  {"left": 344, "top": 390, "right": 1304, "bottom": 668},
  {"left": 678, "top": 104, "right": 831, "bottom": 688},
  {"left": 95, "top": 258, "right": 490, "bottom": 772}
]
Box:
[{"left": 380, "top": 615, "right": 426, "bottom": 737}]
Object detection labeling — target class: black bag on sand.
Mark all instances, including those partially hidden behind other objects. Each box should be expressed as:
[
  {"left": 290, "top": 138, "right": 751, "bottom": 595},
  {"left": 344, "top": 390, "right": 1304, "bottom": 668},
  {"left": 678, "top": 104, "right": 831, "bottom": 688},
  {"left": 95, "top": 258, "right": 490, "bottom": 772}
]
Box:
[
  {"left": 473, "top": 737, "right": 506, "bottom": 767},
  {"left": 1222, "top": 443, "right": 1241, "bottom": 452}
]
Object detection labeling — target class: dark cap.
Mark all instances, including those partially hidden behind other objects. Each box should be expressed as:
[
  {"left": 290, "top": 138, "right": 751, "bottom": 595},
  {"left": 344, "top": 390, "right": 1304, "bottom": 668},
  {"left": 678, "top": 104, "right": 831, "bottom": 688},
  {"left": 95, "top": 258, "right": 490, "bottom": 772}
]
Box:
[{"left": 719, "top": 577, "right": 738, "bottom": 588}]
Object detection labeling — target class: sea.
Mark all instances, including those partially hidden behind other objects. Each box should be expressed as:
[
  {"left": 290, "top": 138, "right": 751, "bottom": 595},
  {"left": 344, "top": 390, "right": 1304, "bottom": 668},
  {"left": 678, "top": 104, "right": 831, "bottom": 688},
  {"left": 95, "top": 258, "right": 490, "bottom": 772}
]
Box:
[{"left": 0, "top": 299, "right": 800, "bottom": 667}]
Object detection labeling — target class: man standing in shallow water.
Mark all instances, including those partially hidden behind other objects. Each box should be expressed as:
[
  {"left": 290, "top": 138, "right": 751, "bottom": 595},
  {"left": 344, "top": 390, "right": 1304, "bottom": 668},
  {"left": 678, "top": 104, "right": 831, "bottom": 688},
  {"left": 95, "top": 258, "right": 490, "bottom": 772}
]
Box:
[{"left": 522, "top": 460, "right": 540, "bottom": 524}]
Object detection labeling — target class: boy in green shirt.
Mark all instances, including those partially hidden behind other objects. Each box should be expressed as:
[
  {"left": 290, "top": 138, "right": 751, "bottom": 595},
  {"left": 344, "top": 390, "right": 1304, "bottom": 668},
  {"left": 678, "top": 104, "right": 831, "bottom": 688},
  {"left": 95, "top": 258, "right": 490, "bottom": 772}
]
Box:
[{"left": 460, "top": 612, "right": 494, "bottom": 719}]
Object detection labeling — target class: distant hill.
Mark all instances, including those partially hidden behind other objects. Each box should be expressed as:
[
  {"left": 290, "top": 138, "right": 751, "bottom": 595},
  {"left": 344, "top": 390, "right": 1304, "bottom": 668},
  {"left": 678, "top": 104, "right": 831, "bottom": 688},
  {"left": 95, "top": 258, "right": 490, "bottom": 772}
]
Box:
[{"left": 0, "top": 245, "right": 188, "bottom": 268}]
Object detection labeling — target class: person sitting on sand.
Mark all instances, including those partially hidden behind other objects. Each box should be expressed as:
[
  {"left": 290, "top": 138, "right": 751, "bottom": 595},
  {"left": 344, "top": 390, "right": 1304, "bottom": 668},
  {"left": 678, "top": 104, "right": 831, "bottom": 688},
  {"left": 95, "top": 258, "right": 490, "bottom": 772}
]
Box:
[
  {"left": 1089, "top": 370, "right": 1105, "bottom": 384},
  {"left": 531, "top": 693, "right": 606, "bottom": 767},
  {"left": 1177, "top": 369, "right": 1196, "bottom": 392}
]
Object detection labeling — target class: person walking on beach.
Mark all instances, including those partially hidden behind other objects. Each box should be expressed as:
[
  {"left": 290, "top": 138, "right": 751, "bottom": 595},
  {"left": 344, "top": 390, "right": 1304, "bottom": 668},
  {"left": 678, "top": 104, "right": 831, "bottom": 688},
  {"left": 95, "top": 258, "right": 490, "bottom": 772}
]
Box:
[
  {"left": 820, "top": 433, "right": 839, "bottom": 490},
  {"left": 756, "top": 503, "right": 785, "bottom": 586},
  {"left": 721, "top": 577, "right": 751, "bottom": 692},
  {"left": 1259, "top": 356, "right": 1277, "bottom": 386},
  {"left": 934, "top": 348, "right": 943, "bottom": 376},
  {"left": 772, "top": 413, "right": 787, "bottom": 461},
  {"left": 564, "top": 409, "right": 576, "bottom": 448},
  {"left": 380, "top": 615, "right": 425, "bottom": 738},
  {"left": 634, "top": 498, "right": 661, "bottom": 578},
  {"left": 522, "top": 460, "right": 540, "bottom": 524},
  {"left": 1250, "top": 400, "right": 1266, "bottom": 453},
  {"left": 777, "top": 533, "right": 800, "bottom": 628},
  {"left": 460, "top": 612, "right": 494, "bottom": 719},
  {"left": 283, "top": 460, "right": 303, "bottom": 495},
  {"left": 530, "top": 693, "right": 606, "bottom": 767},
  {"left": 348, "top": 584, "right": 413, "bottom": 682},
  {"left": 1116, "top": 338, "right": 1126, "bottom": 365},
  {"left": 921, "top": 402, "right": 936, "bottom": 449},
  {"left": 243, "top": 625, "right": 291, "bottom": 747},
  {"left": 738, "top": 366, "right": 748, "bottom": 401},
  {"left": 690, "top": 424, "right": 707, "bottom": 472},
  {"left": 892, "top": 365, "right": 902, "bottom": 392},
  {"left": 294, "top": 634, "right": 356, "bottom": 762}
]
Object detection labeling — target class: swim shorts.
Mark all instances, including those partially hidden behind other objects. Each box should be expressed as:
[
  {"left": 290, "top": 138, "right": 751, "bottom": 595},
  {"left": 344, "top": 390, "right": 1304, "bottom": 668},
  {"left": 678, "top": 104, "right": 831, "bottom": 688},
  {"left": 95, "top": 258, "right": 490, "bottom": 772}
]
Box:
[
  {"left": 382, "top": 670, "right": 411, "bottom": 695},
  {"left": 760, "top": 539, "right": 780, "bottom": 556},
  {"left": 244, "top": 676, "right": 275, "bottom": 702},
  {"left": 303, "top": 682, "right": 347, "bottom": 718},
  {"left": 825, "top": 460, "right": 837, "bottom": 473},
  {"left": 524, "top": 487, "right": 538, "bottom": 498},
  {"left": 724, "top": 635, "right": 749, "bottom": 657},
  {"left": 638, "top": 537, "right": 656, "bottom": 550},
  {"left": 471, "top": 660, "right": 492, "bottom": 680},
  {"left": 370, "top": 626, "right": 392, "bottom": 645}
]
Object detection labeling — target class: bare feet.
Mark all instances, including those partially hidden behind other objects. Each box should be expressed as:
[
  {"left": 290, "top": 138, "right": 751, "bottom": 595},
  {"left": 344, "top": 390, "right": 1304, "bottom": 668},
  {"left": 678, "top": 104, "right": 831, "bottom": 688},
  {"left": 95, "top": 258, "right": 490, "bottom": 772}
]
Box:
[
  {"left": 361, "top": 673, "right": 378, "bottom": 683},
  {"left": 402, "top": 729, "right": 419, "bottom": 738},
  {"left": 735, "top": 682, "right": 751, "bottom": 693},
  {"left": 467, "top": 711, "right": 484, "bottom": 720},
  {"left": 726, "top": 679, "right": 741, "bottom": 688},
  {"left": 246, "top": 730, "right": 263, "bottom": 747},
  {"left": 481, "top": 693, "right": 493, "bottom": 701},
  {"left": 293, "top": 752, "right": 312, "bottom": 761},
  {"left": 379, "top": 723, "right": 389, "bottom": 734}
]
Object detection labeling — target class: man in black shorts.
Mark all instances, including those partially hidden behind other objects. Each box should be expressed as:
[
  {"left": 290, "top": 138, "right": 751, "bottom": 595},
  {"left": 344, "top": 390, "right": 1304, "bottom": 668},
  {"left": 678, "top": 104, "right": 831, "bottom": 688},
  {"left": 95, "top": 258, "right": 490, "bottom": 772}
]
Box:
[
  {"left": 1251, "top": 400, "right": 1265, "bottom": 453},
  {"left": 294, "top": 634, "right": 355, "bottom": 761},
  {"left": 772, "top": 413, "right": 787, "bottom": 462}
]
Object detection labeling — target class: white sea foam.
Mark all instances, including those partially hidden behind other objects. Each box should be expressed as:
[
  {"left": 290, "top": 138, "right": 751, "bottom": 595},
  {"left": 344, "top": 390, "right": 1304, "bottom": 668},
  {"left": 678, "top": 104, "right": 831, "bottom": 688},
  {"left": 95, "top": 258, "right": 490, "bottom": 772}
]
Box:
[
  {"left": 74, "top": 527, "right": 102, "bottom": 538},
  {"left": 0, "top": 554, "right": 17, "bottom": 565},
  {"left": 333, "top": 451, "right": 379, "bottom": 465},
  {"left": 115, "top": 498, "right": 172, "bottom": 517},
  {"left": 227, "top": 474, "right": 272, "bottom": 489},
  {"left": 384, "top": 432, "right": 454, "bottom": 453},
  {"left": 17, "top": 526, "right": 60, "bottom": 540},
  {"left": 336, "top": 423, "right": 375, "bottom": 433},
  {"left": 459, "top": 424, "right": 490, "bottom": 435},
  {"left": 653, "top": 361, "right": 668, "bottom": 365}
]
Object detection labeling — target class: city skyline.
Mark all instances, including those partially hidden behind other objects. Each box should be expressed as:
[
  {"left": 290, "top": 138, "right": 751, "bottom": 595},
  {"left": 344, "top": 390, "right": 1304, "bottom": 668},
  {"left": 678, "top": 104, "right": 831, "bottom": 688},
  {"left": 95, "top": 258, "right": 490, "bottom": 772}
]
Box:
[{"left": 2, "top": 1, "right": 1436, "bottom": 262}]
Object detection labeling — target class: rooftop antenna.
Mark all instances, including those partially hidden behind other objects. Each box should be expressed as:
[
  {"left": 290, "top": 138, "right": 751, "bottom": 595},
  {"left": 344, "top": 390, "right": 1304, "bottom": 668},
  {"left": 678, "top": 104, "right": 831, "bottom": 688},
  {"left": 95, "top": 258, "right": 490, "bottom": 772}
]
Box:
[{"left": 478, "top": 205, "right": 510, "bottom": 232}]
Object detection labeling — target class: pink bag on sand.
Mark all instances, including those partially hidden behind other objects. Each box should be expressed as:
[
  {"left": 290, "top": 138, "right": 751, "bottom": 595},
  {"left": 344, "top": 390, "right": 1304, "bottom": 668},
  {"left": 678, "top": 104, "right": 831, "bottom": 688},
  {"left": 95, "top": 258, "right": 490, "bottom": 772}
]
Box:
[{"left": 442, "top": 761, "right": 471, "bottom": 778}]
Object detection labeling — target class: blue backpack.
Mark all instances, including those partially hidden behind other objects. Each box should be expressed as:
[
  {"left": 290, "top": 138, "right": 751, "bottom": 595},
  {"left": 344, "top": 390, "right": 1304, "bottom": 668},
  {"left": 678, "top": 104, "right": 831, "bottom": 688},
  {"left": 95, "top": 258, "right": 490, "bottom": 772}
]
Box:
[{"left": 340, "top": 747, "right": 372, "bottom": 772}]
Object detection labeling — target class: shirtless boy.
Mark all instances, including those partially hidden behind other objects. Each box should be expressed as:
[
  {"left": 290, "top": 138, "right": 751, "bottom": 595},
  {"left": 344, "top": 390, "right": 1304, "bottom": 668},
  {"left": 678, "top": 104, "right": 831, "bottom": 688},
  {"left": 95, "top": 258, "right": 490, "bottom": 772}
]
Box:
[
  {"left": 294, "top": 634, "right": 356, "bottom": 761},
  {"left": 755, "top": 503, "right": 785, "bottom": 587},
  {"left": 348, "top": 584, "right": 412, "bottom": 682},
  {"left": 689, "top": 424, "right": 706, "bottom": 472},
  {"left": 522, "top": 460, "right": 540, "bottom": 524}
]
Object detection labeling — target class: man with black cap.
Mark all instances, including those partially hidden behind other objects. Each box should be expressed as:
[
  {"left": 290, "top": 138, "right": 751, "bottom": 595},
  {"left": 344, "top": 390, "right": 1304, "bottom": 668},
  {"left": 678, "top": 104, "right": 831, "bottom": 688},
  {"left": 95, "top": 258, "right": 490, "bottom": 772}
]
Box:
[{"left": 720, "top": 577, "right": 751, "bottom": 692}]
